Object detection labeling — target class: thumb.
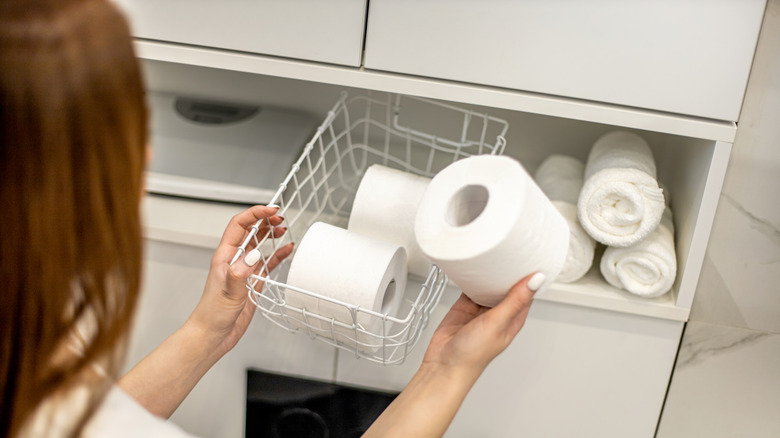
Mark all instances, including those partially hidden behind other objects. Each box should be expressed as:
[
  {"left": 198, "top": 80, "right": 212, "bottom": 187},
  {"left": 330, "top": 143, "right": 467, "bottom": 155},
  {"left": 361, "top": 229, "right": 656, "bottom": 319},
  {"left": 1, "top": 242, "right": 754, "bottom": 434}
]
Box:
[{"left": 225, "top": 248, "right": 264, "bottom": 300}]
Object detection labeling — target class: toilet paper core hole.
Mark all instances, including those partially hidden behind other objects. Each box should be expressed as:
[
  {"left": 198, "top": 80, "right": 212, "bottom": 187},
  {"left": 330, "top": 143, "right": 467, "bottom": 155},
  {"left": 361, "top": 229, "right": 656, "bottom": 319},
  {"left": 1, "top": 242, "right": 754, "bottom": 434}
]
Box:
[
  {"left": 381, "top": 280, "right": 397, "bottom": 315},
  {"left": 446, "top": 184, "right": 489, "bottom": 227}
]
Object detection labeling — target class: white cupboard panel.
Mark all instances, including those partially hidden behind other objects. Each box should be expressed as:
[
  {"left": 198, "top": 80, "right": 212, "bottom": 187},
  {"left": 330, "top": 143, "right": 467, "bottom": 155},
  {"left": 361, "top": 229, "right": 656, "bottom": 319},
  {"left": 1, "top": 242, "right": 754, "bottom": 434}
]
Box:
[
  {"left": 337, "top": 296, "right": 683, "bottom": 438},
  {"left": 135, "top": 44, "right": 737, "bottom": 142},
  {"left": 364, "top": 0, "right": 765, "bottom": 121},
  {"left": 114, "top": 0, "right": 367, "bottom": 67}
]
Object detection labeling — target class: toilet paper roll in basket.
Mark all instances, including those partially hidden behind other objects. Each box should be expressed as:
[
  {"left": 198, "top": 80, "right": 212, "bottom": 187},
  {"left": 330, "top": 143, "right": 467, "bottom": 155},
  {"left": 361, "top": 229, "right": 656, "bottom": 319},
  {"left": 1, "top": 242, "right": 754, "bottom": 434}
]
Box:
[
  {"left": 285, "top": 222, "right": 407, "bottom": 351},
  {"left": 415, "top": 155, "right": 569, "bottom": 307},
  {"left": 348, "top": 164, "right": 432, "bottom": 279}
]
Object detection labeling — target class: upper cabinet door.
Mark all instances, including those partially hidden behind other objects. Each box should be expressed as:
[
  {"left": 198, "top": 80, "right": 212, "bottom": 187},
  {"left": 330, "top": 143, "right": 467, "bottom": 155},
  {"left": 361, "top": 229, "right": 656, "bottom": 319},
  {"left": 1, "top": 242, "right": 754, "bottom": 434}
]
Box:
[
  {"left": 364, "top": 0, "right": 765, "bottom": 121},
  {"left": 114, "top": 0, "right": 367, "bottom": 67}
]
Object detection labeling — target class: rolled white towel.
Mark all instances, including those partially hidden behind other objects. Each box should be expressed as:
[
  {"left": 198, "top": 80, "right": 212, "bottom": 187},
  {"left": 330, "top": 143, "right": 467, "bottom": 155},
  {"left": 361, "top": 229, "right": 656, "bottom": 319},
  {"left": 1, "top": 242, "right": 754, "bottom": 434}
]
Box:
[
  {"left": 600, "top": 206, "right": 677, "bottom": 298},
  {"left": 578, "top": 131, "right": 665, "bottom": 247},
  {"left": 534, "top": 155, "right": 595, "bottom": 283}
]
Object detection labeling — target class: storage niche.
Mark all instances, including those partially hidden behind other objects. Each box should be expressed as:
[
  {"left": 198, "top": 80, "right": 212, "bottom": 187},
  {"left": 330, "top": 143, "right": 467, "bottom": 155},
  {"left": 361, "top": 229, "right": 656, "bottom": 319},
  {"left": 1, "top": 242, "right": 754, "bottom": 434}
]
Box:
[{"left": 141, "top": 60, "right": 727, "bottom": 323}]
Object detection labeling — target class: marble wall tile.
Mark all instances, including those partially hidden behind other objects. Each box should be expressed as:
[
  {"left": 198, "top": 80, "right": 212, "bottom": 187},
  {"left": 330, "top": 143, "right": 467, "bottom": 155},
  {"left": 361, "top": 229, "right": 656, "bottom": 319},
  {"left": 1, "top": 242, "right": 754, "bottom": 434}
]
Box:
[
  {"left": 690, "top": 0, "right": 780, "bottom": 334},
  {"left": 691, "top": 196, "right": 780, "bottom": 333},
  {"left": 657, "top": 321, "right": 780, "bottom": 438}
]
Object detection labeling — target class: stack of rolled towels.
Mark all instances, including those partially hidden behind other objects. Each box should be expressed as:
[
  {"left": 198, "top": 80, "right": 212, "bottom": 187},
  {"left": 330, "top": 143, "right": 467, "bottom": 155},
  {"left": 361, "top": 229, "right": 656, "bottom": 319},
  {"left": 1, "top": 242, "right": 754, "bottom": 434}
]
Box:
[{"left": 533, "top": 130, "right": 677, "bottom": 297}]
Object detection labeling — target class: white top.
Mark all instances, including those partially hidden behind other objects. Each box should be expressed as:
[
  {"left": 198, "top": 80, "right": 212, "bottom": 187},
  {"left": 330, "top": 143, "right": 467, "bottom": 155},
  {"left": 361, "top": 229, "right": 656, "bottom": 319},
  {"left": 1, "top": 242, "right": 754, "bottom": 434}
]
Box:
[
  {"left": 22, "top": 386, "right": 197, "bottom": 438},
  {"left": 84, "top": 386, "right": 196, "bottom": 438}
]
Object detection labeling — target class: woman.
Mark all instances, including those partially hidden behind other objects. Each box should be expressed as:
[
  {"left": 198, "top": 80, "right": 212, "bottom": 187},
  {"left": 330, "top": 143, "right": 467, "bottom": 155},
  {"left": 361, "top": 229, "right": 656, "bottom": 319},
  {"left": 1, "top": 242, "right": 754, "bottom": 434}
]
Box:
[{"left": 0, "top": 1, "right": 540, "bottom": 437}]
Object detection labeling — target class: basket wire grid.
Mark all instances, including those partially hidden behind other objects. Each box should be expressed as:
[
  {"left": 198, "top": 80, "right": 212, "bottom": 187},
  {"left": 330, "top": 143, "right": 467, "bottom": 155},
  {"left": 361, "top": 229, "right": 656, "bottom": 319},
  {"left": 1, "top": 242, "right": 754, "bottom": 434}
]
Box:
[{"left": 233, "top": 91, "right": 509, "bottom": 365}]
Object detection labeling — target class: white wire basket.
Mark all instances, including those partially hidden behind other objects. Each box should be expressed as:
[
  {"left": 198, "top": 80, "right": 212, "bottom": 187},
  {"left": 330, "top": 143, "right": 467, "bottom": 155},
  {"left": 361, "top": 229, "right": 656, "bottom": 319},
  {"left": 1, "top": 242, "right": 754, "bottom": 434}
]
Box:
[{"left": 234, "top": 92, "right": 509, "bottom": 365}]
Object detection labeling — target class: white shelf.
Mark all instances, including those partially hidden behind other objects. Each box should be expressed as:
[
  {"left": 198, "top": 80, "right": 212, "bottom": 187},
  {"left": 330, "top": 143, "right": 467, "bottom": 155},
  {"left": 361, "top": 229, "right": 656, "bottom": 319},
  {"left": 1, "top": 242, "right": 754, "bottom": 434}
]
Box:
[
  {"left": 143, "top": 194, "right": 692, "bottom": 322},
  {"left": 142, "top": 194, "right": 246, "bottom": 249},
  {"left": 134, "top": 40, "right": 737, "bottom": 143},
  {"left": 541, "top": 269, "right": 689, "bottom": 322}
]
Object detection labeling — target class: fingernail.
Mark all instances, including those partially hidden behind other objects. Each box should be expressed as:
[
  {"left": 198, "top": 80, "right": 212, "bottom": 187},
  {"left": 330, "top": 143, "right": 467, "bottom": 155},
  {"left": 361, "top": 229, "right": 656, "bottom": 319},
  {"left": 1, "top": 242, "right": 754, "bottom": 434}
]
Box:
[
  {"left": 244, "top": 248, "right": 262, "bottom": 266},
  {"left": 266, "top": 204, "right": 280, "bottom": 210},
  {"left": 527, "top": 273, "right": 546, "bottom": 292}
]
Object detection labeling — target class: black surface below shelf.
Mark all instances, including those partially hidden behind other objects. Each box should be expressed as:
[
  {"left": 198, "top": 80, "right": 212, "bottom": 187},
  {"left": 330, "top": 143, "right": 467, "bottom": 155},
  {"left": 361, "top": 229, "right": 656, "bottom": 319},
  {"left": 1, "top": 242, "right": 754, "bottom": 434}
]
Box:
[{"left": 246, "top": 369, "right": 398, "bottom": 438}]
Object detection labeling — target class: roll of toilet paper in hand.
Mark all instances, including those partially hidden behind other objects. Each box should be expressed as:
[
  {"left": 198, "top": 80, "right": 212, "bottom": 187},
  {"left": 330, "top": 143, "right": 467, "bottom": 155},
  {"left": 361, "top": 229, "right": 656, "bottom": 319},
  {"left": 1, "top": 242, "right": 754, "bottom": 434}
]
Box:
[
  {"left": 578, "top": 131, "right": 665, "bottom": 247},
  {"left": 415, "top": 155, "right": 569, "bottom": 307},
  {"left": 348, "top": 164, "right": 432, "bottom": 279},
  {"left": 286, "top": 222, "right": 407, "bottom": 351},
  {"left": 534, "top": 154, "right": 596, "bottom": 283}
]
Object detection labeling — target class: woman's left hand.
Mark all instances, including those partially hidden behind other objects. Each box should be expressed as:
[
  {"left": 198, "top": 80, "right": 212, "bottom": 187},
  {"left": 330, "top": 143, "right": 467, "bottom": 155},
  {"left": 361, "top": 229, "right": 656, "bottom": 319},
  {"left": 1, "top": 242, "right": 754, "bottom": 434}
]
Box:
[{"left": 188, "top": 205, "right": 294, "bottom": 356}]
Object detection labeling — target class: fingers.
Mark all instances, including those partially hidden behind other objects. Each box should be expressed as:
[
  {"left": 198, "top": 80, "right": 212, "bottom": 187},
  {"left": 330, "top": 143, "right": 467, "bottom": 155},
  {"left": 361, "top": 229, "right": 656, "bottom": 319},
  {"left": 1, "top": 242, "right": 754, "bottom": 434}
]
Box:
[
  {"left": 485, "top": 273, "right": 539, "bottom": 335},
  {"left": 239, "top": 240, "right": 294, "bottom": 272},
  {"left": 256, "top": 242, "right": 295, "bottom": 276},
  {"left": 434, "top": 294, "right": 484, "bottom": 334},
  {"left": 213, "top": 205, "right": 286, "bottom": 264},
  {"left": 449, "top": 293, "right": 484, "bottom": 318},
  {"left": 225, "top": 241, "right": 295, "bottom": 293},
  {"left": 219, "top": 205, "right": 283, "bottom": 249},
  {"left": 214, "top": 224, "right": 286, "bottom": 268}
]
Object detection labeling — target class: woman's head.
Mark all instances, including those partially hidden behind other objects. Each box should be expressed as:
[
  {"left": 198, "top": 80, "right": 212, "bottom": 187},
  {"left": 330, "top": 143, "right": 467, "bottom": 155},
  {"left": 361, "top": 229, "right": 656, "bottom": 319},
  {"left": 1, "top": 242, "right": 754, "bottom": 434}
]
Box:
[{"left": 0, "top": 0, "right": 147, "bottom": 435}]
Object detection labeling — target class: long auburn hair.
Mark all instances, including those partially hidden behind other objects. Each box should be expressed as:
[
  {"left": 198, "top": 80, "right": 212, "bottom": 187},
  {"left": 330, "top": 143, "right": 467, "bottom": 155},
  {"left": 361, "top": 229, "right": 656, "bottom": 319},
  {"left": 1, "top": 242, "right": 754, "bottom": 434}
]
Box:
[{"left": 0, "top": 0, "right": 147, "bottom": 436}]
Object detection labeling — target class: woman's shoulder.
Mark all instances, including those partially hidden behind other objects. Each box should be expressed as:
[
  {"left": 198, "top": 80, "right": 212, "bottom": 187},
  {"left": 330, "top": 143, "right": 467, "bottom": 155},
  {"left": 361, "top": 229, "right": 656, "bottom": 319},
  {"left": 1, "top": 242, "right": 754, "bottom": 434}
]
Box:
[{"left": 83, "top": 386, "right": 198, "bottom": 438}]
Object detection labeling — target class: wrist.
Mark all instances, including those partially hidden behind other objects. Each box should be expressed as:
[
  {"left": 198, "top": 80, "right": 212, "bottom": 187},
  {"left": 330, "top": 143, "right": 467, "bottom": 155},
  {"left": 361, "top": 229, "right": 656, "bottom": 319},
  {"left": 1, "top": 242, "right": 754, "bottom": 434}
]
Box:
[
  {"left": 413, "top": 361, "right": 482, "bottom": 399},
  {"left": 180, "top": 315, "right": 228, "bottom": 364},
  {"left": 418, "top": 360, "right": 484, "bottom": 386},
  {"left": 363, "top": 361, "right": 481, "bottom": 437}
]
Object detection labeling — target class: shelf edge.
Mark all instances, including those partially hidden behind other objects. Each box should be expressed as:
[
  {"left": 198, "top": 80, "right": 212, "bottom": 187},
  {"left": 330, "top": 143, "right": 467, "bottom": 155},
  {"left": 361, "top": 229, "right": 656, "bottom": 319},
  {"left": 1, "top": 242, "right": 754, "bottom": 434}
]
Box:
[{"left": 537, "top": 288, "right": 690, "bottom": 322}]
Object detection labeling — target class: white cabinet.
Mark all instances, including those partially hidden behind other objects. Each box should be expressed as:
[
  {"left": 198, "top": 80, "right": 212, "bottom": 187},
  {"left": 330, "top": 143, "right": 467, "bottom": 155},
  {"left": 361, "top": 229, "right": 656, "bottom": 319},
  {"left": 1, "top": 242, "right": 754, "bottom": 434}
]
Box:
[
  {"left": 126, "top": 2, "right": 767, "bottom": 436},
  {"left": 364, "top": 0, "right": 765, "bottom": 121},
  {"left": 337, "top": 287, "right": 683, "bottom": 438},
  {"left": 113, "top": 0, "right": 367, "bottom": 66}
]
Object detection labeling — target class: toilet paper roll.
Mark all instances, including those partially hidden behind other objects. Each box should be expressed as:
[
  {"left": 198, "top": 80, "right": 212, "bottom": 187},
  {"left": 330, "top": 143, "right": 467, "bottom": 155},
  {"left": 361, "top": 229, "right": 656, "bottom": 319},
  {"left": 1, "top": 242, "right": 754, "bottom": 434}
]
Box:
[
  {"left": 348, "top": 164, "right": 432, "bottom": 279},
  {"left": 286, "top": 222, "right": 407, "bottom": 351},
  {"left": 415, "top": 155, "right": 569, "bottom": 307}
]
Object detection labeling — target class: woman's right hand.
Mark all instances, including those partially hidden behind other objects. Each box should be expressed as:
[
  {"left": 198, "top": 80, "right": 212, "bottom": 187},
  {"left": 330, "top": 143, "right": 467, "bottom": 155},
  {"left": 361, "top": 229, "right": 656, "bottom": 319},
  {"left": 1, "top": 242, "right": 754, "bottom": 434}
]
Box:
[
  {"left": 422, "top": 272, "right": 542, "bottom": 380},
  {"left": 364, "top": 274, "right": 542, "bottom": 438}
]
